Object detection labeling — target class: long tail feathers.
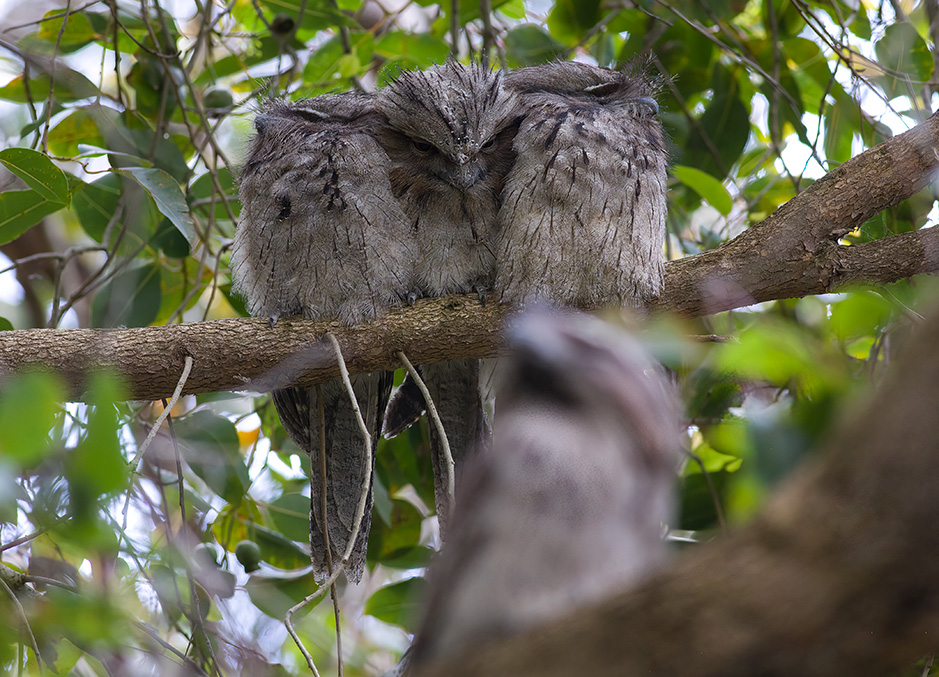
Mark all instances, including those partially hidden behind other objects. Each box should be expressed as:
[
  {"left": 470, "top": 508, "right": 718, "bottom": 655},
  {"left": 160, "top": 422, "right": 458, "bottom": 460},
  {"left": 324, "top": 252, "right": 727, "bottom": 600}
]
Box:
[{"left": 273, "top": 372, "right": 391, "bottom": 583}]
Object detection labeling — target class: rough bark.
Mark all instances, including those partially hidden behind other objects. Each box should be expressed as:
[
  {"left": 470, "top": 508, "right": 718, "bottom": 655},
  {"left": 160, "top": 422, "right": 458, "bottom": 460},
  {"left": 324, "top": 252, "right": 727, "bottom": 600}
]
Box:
[
  {"left": 652, "top": 111, "right": 939, "bottom": 316},
  {"left": 0, "top": 114, "right": 937, "bottom": 401},
  {"left": 417, "top": 296, "right": 939, "bottom": 677}
]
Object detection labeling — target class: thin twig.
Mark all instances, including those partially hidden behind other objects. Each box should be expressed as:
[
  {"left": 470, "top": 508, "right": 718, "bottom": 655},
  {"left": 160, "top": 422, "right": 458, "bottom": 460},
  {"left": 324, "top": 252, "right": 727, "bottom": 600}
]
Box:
[
  {"left": 40, "top": 0, "right": 70, "bottom": 153},
  {"left": 922, "top": 654, "right": 935, "bottom": 676},
  {"left": 166, "top": 407, "right": 221, "bottom": 675},
  {"left": 396, "top": 351, "right": 455, "bottom": 517},
  {"left": 450, "top": 0, "right": 460, "bottom": 57},
  {"left": 0, "top": 569, "right": 43, "bottom": 675},
  {"left": 132, "top": 355, "right": 193, "bottom": 466},
  {"left": 479, "top": 0, "right": 494, "bottom": 68},
  {"left": 686, "top": 449, "right": 727, "bottom": 534},
  {"left": 285, "top": 593, "right": 323, "bottom": 677},
  {"left": 286, "top": 334, "right": 373, "bottom": 674},
  {"left": 0, "top": 527, "right": 47, "bottom": 553},
  {"left": 134, "top": 620, "right": 212, "bottom": 676}
]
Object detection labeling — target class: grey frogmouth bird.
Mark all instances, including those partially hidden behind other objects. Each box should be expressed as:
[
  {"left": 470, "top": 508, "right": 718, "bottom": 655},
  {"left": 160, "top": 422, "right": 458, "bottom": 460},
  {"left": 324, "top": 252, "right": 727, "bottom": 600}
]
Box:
[
  {"left": 497, "top": 61, "right": 669, "bottom": 308},
  {"left": 404, "top": 309, "right": 679, "bottom": 671},
  {"left": 232, "top": 92, "right": 415, "bottom": 582},
  {"left": 376, "top": 62, "right": 521, "bottom": 534}
]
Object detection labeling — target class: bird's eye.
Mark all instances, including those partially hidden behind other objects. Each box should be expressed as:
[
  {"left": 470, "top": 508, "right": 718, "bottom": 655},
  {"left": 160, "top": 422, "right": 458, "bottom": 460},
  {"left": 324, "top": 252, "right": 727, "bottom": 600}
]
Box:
[
  {"left": 412, "top": 140, "right": 434, "bottom": 153},
  {"left": 481, "top": 137, "right": 496, "bottom": 150}
]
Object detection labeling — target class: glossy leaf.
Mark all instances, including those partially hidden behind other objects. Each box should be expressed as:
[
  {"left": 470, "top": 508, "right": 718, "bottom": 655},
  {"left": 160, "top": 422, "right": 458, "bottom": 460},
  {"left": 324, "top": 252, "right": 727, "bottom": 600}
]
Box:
[
  {"left": 365, "top": 578, "right": 427, "bottom": 633},
  {"left": 268, "top": 493, "right": 310, "bottom": 542},
  {"left": 547, "top": 0, "right": 600, "bottom": 44},
  {"left": 0, "top": 148, "right": 70, "bottom": 205},
  {"left": 0, "top": 189, "right": 65, "bottom": 245},
  {"left": 71, "top": 173, "right": 121, "bottom": 242},
  {"left": 36, "top": 10, "right": 99, "bottom": 53},
  {"left": 116, "top": 167, "right": 195, "bottom": 244},
  {"left": 246, "top": 570, "right": 320, "bottom": 619},
  {"left": 176, "top": 410, "right": 249, "bottom": 505},
  {"left": 671, "top": 165, "right": 733, "bottom": 215},
  {"left": 683, "top": 78, "right": 750, "bottom": 177},
  {"left": 375, "top": 32, "right": 450, "bottom": 72}
]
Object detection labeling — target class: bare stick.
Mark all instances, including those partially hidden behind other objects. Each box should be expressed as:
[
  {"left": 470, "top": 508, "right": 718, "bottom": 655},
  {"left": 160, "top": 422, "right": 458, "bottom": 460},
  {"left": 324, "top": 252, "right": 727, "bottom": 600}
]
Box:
[
  {"left": 132, "top": 355, "right": 193, "bottom": 465},
  {"left": 396, "top": 351, "right": 455, "bottom": 516},
  {"left": 0, "top": 527, "right": 47, "bottom": 554},
  {"left": 285, "top": 596, "right": 322, "bottom": 677}
]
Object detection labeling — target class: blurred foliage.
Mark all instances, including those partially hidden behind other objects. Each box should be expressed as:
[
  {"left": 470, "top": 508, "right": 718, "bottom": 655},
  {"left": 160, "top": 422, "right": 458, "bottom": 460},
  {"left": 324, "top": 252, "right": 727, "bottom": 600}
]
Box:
[{"left": 0, "top": 0, "right": 937, "bottom": 674}]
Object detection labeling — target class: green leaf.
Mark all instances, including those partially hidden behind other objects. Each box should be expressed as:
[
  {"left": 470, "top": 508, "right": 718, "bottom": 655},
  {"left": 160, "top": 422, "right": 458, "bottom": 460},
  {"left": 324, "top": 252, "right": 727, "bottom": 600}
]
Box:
[
  {"left": 547, "top": 0, "right": 600, "bottom": 44},
  {"left": 245, "top": 570, "right": 321, "bottom": 619},
  {"left": 71, "top": 173, "right": 121, "bottom": 242},
  {"left": 365, "top": 578, "right": 426, "bottom": 633},
  {"left": 0, "top": 317, "right": 12, "bottom": 331},
  {"left": 115, "top": 167, "right": 194, "bottom": 244},
  {"left": 176, "top": 410, "right": 249, "bottom": 505},
  {"left": 0, "top": 190, "right": 65, "bottom": 245},
  {"left": 190, "top": 168, "right": 239, "bottom": 222},
  {"left": 671, "top": 165, "right": 733, "bottom": 215},
  {"left": 195, "top": 37, "right": 290, "bottom": 86},
  {"left": 245, "top": 521, "right": 310, "bottom": 569},
  {"left": 0, "top": 67, "right": 98, "bottom": 103},
  {"left": 153, "top": 218, "right": 191, "bottom": 258},
  {"left": 367, "top": 497, "right": 422, "bottom": 563},
  {"left": 828, "top": 291, "right": 893, "bottom": 341},
  {"left": 268, "top": 493, "right": 310, "bottom": 542},
  {"left": 89, "top": 105, "right": 189, "bottom": 180},
  {"left": 258, "top": 0, "right": 355, "bottom": 32},
  {"left": 375, "top": 32, "right": 450, "bottom": 71},
  {"left": 679, "top": 469, "right": 729, "bottom": 531},
  {"left": 0, "top": 148, "right": 70, "bottom": 205},
  {"left": 36, "top": 10, "right": 98, "bottom": 53},
  {"left": 67, "top": 372, "right": 128, "bottom": 524},
  {"left": 504, "top": 25, "right": 566, "bottom": 67},
  {"left": 304, "top": 32, "right": 374, "bottom": 89},
  {"left": 0, "top": 371, "right": 65, "bottom": 465},
  {"left": 684, "top": 86, "right": 750, "bottom": 177},
  {"left": 47, "top": 109, "right": 104, "bottom": 157},
  {"left": 376, "top": 545, "right": 434, "bottom": 571},
  {"left": 875, "top": 22, "right": 933, "bottom": 99},
  {"left": 824, "top": 98, "right": 854, "bottom": 165},
  {"left": 90, "top": 261, "right": 162, "bottom": 328}
]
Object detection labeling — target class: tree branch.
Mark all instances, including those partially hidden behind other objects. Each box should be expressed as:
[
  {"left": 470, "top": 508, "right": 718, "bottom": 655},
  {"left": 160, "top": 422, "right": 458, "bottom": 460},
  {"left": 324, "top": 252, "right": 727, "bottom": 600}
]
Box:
[
  {"left": 417, "top": 295, "right": 939, "bottom": 677},
  {"left": 652, "top": 111, "right": 939, "bottom": 316},
  {"left": 0, "top": 114, "right": 937, "bottom": 401}
]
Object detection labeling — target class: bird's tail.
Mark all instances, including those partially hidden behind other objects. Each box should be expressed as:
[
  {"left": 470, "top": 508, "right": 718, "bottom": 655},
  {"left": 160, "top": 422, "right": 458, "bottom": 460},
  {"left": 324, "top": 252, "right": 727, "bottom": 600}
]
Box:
[{"left": 273, "top": 372, "right": 391, "bottom": 582}]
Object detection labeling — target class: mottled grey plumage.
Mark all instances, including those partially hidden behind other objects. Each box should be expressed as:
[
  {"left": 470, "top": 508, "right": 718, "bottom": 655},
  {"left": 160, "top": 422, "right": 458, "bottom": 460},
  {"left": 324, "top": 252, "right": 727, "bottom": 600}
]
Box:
[
  {"left": 232, "top": 93, "right": 414, "bottom": 582},
  {"left": 406, "top": 310, "right": 679, "bottom": 669},
  {"left": 376, "top": 62, "right": 519, "bottom": 533},
  {"left": 497, "top": 61, "right": 668, "bottom": 307}
]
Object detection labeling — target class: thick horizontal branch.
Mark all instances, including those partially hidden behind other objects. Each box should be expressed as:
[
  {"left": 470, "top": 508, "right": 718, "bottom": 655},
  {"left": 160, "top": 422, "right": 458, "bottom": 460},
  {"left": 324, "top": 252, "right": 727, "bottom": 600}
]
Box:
[
  {"left": 0, "top": 296, "right": 510, "bottom": 401},
  {"left": 419, "top": 297, "right": 939, "bottom": 677},
  {"left": 0, "top": 115, "right": 937, "bottom": 401}
]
